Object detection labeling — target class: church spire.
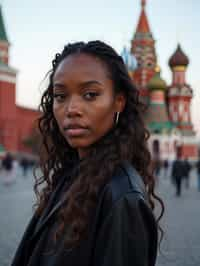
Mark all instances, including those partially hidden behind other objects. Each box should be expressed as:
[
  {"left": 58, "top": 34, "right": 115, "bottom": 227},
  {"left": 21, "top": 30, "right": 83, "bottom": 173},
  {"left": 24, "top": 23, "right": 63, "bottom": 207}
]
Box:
[
  {"left": 0, "top": 6, "right": 8, "bottom": 42},
  {"left": 141, "top": 0, "right": 146, "bottom": 8},
  {"left": 0, "top": 6, "right": 10, "bottom": 64},
  {"left": 141, "top": 0, "right": 146, "bottom": 7},
  {"left": 136, "top": 0, "right": 150, "bottom": 33},
  {"left": 131, "top": 0, "right": 157, "bottom": 103}
]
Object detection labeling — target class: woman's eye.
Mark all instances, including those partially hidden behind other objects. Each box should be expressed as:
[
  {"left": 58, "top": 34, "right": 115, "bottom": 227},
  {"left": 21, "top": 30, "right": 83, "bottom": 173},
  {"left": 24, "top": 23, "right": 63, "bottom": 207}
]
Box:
[
  {"left": 53, "top": 94, "right": 66, "bottom": 102},
  {"left": 84, "top": 92, "right": 99, "bottom": 100}
]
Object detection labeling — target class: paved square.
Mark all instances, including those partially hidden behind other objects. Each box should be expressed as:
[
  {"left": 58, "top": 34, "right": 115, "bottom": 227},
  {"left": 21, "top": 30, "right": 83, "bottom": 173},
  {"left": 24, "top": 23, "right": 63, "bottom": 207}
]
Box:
[{"left": 0, "top": 167, "right": 200, "bottom": 266}]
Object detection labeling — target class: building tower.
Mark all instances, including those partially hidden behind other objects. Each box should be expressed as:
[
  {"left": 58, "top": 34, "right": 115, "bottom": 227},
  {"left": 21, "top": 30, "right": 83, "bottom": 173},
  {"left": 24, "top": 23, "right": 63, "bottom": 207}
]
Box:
[
  {"left": 145, "top": 67, "right": 172, "bottom": 133},
  {"left": 168, "top": 44, "right": 194, "bottom": 136},
  {"left": 0, "top": 6, "right": 18, "bottom": 151},
  {"left": 131, "top": 0, "right": 157, "bottom": 103},
  {"left": 0, "top": 6, "right": 9, "bottom": 64}
]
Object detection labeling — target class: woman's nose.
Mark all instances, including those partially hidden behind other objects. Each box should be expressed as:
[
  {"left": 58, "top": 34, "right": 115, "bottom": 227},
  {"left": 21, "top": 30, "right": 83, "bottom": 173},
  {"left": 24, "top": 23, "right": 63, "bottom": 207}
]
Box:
[{"left": 65, "top": 96, "right": 82, "bottom": 117}]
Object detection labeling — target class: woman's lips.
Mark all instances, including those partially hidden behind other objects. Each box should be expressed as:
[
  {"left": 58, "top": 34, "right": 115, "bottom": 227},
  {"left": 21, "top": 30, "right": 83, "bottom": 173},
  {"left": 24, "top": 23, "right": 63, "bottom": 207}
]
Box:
[{"left": 65, "top": 128, "right": 89, "bottom": 137}]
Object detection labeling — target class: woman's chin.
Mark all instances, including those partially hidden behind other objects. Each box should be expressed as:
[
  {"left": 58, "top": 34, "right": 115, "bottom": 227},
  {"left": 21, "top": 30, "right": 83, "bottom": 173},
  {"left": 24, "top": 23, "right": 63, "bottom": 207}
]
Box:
[{"left": 67, "top": 139, "right": 92, "bottom": 149}]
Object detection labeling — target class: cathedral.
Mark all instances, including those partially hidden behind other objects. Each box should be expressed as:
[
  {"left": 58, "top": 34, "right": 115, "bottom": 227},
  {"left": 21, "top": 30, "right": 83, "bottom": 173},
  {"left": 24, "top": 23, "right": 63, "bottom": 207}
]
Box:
[{"left": 122, "top": 0, "right": 198, "bottom": 160}]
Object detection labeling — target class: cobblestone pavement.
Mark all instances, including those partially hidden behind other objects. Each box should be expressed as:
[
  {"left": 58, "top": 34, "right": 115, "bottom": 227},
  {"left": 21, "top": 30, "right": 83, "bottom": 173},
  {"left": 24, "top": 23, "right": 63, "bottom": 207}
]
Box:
[
  {"left": 0, "top": 169, "right": 35, "bottom": 266},
  {"left": 156, "top": 169, "right": 200, "bottom": 266},
  {"left": 0, "top": 167, "right": 200, "bottom": 266}
]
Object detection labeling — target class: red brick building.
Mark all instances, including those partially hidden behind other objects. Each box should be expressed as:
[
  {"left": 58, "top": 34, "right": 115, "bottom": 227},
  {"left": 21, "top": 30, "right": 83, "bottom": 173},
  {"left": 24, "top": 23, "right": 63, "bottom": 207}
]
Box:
[{"left": 0, "top": 7, "right": 40, "bottom": 155}]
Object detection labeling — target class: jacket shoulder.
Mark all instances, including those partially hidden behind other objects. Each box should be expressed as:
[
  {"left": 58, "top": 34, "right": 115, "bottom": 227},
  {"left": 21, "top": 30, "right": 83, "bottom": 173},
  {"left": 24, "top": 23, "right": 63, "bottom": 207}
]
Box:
[
  {"left": 94, "top": 169, "right": 158, "bottom": 266},
  {"left": 98, "top": 161, "right": 148, "bottom": 218},
  {"left": 109, "top": 160, "right": 147, "bottom": 201}
]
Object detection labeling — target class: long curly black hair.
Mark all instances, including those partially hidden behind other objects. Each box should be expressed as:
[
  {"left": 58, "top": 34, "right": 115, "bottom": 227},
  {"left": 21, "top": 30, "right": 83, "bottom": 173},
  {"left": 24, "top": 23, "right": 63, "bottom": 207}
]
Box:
[{"left": 35, "top": 40, "right": 164, "bottom": 249}]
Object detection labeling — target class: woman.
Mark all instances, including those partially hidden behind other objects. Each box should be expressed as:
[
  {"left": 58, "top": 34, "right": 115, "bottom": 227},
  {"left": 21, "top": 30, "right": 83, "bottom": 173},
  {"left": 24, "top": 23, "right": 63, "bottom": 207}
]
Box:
[{"left": 11, "top": 41, "right": 164, "bottom": 266}]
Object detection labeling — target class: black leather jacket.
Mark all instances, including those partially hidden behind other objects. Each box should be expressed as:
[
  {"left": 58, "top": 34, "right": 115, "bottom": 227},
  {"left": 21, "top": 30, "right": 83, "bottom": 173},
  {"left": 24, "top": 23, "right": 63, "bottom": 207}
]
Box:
[{"left": 11, "top": 161, "right": 158, "bottom": 266}]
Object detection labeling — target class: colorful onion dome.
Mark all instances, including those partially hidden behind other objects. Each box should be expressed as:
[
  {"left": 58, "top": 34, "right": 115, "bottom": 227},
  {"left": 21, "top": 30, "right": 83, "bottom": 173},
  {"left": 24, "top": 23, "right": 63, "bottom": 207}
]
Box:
[
  {"left": 169, "top": 44, "right": 189, "bottom": 68},
  {"left": 121, "top": 47, "right": 137, "bottom": 71},
  {"left": 148, "top": 67, "right": 167, "bottom": 91}
]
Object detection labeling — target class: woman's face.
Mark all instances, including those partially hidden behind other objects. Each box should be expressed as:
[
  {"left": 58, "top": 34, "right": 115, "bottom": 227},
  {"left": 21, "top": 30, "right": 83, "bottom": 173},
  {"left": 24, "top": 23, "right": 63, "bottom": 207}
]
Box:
[{"left": 53, "top": 53, "right": 125, "bottom": 158}]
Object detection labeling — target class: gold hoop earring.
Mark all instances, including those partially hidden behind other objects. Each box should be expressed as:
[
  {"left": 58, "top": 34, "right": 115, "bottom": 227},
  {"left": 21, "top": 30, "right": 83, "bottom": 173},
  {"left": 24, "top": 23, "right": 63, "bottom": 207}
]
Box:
[{"left": 115, "top": 112, "right": 120, "bottom": 125}]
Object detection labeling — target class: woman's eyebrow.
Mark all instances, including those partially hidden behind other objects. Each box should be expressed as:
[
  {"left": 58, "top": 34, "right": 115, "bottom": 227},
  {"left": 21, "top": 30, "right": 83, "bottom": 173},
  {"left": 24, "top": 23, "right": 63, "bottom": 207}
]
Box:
[
  {"left": 53, "top": 83, "right": 66, "bottom": 88},
  {"left": 53, "top": 80, "right": 103, "bottom": 93},
  {"left": 79, "top": 80, "right": 102, "bottom": 87}
]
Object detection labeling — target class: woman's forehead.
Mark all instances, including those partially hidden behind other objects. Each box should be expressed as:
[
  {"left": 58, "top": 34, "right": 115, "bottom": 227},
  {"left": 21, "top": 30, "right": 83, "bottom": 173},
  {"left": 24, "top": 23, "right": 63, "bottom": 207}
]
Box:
[{"left": 54, "top": 53, "right": 111, "bottom": 82}]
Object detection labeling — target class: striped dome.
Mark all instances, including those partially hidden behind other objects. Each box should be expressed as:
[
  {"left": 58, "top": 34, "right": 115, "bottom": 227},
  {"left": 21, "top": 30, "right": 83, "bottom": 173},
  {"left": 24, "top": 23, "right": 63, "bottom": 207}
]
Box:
[{"left": 169, "top": 44, "right": 189, "bottom": 68}]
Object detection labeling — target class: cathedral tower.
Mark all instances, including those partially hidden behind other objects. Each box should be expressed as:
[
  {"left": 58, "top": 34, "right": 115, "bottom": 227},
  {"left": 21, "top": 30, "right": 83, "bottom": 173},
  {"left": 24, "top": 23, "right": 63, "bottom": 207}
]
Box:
[
  {"left": 168, "top": 44, "right": 194, "bottom": 136},
  {"left": 0, "top": 6, "right": 18, "bottom": 151},
  {"left": 145, "top": 67, "right": 172, "bottom": 133},
  {"left": 131, "top": 0, "right": 157, "bottom": 103}
]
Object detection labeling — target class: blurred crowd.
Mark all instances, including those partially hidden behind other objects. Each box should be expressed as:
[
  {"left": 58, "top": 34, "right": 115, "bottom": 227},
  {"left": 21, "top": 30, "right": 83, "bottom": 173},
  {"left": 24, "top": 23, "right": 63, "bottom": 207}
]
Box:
[
  {"left": 0, "top": 152, "right": 37, "bottom": 185},
  {"left": 154, "top": 155, "right": 200, "bottom": 196},
  {"left": 1, "top": 151, "right": 200, "bottom": 198}
]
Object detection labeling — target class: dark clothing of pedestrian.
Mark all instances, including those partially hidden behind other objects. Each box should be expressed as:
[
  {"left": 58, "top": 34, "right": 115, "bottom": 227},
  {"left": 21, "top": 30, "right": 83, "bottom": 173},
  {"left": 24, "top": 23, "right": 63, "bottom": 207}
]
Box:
[
  {"left": 196, "top": 160, "right": 200, "bottom": 191},
  {"left": 20, "top": 158, "right": 29, "bottom": 177},
  {"left": 153, "top": 159, "right": 161, "bottom": 177},
  {"left": 11, "top": 161, "right": 158, "bottom": 266},
  {"left": 172, "top": 159, "right": 185, "bottom": 196},
  {"left": 196, "top": 160, "right": 200, "bottom": 174},
  {"left": 183, "top": 159, "right": 191, "bottom": 188},
  {"left": 163, "top": 160, "right": 169, "bottom": 178},
  {"left": 163, "top": 160, "right": 168, "bottom": 169},
  {"left": 2, "top": 153, "right": 13, "bottom": 171}
]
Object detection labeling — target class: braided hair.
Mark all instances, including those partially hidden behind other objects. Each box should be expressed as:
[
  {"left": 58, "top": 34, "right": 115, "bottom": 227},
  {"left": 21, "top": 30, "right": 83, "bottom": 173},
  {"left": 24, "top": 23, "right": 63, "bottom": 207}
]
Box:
[{"left": 35, "top": 40, "right": 164, "bottom": 249}]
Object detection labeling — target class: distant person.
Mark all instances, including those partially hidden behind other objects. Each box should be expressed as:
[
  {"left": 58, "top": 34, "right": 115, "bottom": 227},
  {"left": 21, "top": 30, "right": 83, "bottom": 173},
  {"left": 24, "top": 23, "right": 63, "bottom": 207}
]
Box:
[
  {"left": 163, "top": 159, "right": 169, "bottom": 178},
  {"left": 196, "top": 157, "right": 200, "bottom": 191},
  {"left": 12, "top": 158, "right": 19, "bottom": 179},
  {"left": 183, "top": 158, "right": 191, "bottom": 188},
  {"left": 11, "top": 41, "right": 163, "bottom": 266},
  {"left": 172, "top": 151, "right": 184, "bottom": 196},
  {"left": 1, "top": 152, "right": 14, "bottom": 185},
  {"left": 153, "top": 158, "right": 161, "bottom": 179},
  {"left": 20, "top": 157, "right": 29, "bottom": 177}
]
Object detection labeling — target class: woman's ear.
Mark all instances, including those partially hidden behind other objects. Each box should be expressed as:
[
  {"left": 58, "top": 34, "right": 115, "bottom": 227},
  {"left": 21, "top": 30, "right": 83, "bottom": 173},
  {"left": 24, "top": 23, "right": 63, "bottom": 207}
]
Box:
[{"left": 115, "top": 92, "right": 126, "bottom": 113}]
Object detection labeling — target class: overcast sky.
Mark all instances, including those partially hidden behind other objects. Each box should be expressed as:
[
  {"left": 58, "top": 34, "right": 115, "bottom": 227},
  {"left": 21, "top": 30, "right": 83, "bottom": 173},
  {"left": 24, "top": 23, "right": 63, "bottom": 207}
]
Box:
[{"left": 2, "top": 0, "right": 200, "bottom": 134}]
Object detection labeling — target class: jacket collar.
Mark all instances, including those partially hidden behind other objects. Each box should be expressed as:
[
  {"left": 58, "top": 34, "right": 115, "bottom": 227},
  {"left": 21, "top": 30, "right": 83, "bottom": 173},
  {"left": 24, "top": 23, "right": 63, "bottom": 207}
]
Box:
[{"left": 120, "top": 160, "right": 148, "bottom": 201}]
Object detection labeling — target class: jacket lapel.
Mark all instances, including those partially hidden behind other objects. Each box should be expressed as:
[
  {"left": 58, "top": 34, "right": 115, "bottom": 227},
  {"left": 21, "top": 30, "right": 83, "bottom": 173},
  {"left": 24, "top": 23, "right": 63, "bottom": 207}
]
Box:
[
  {"left": 31, "top": 176, "right": 71, "bottom": 241},
  {"left": 31, "top": 198, "right": 66, "bottom": 240},
  {"left": 121, "top": 160, "right": 148, "bottom": 201}
]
